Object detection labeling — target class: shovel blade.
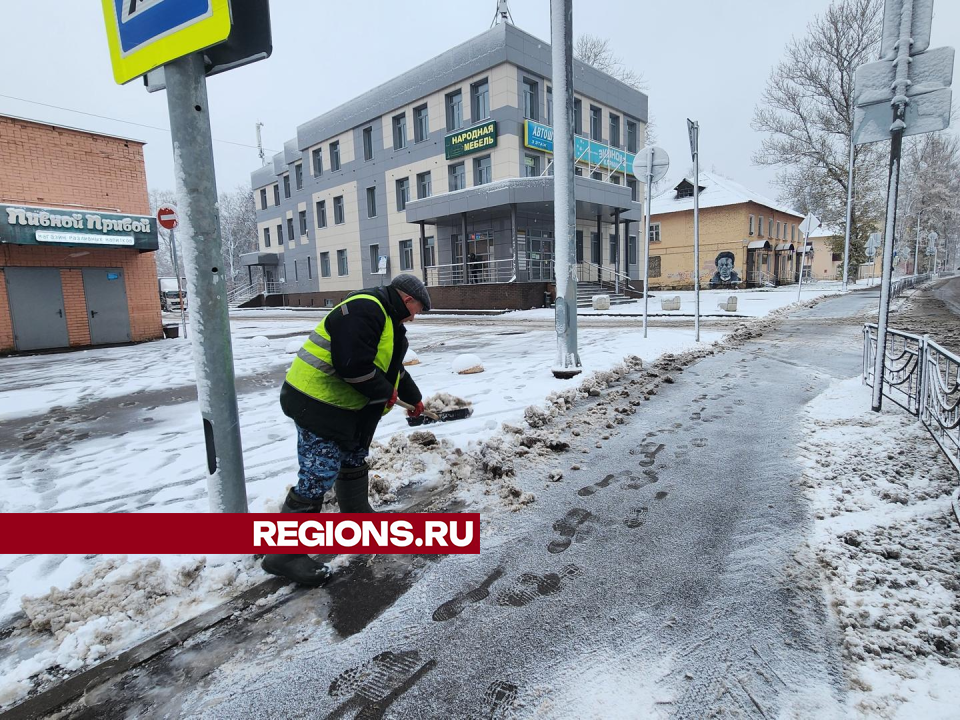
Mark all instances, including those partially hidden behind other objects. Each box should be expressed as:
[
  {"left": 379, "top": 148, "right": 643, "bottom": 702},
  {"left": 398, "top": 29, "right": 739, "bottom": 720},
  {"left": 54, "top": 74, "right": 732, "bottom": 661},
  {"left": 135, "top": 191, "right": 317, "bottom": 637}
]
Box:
[{"left": 406, "top": 408, "right": 473, "bottom": 426}]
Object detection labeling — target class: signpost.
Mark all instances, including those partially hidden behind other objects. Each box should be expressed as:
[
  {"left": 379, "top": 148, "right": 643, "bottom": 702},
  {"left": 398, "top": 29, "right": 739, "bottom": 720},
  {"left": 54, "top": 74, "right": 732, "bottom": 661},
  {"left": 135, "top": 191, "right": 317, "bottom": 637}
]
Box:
[
  {"left": 798, "top": 213, "right": 821, "bottom": 301},
  {"left": 550, "top": 0, "right": 581, "bottom": 379},
  {"left": 101, "top": 1, "right": 273, "bottom": 513},
  {"left": 687, "top": 119, "right": 701, "bottom": 342},
  {"left": 852, "top": 0, "right": 953, "bottom": 412},
  {"left": 157, "top": 204, "right": 187, "bottom": 339},
  {"left": 632, "top": 146, "right": 670, "bottom": 339}
]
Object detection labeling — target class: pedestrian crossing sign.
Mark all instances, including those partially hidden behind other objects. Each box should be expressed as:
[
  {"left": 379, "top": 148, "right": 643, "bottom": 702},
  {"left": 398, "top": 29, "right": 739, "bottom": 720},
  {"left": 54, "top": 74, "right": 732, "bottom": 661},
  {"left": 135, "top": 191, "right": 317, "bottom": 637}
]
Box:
[{"left": 101, "top": 0, "right": 232, "bottom": 84}]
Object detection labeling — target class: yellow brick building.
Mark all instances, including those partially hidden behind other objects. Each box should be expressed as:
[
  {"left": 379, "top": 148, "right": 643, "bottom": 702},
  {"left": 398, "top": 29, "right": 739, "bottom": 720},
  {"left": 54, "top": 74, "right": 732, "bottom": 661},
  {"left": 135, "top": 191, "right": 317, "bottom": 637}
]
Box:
[{"left": 646, "top": 172, "right": 807, "bottom": 290}]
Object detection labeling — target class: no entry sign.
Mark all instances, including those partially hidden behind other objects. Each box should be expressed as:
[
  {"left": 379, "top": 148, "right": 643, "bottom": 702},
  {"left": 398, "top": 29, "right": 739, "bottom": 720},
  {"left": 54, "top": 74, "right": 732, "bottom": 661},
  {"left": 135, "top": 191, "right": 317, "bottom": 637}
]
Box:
[{"left": 157, "top": 205, "right": 179, "bottom": 230}]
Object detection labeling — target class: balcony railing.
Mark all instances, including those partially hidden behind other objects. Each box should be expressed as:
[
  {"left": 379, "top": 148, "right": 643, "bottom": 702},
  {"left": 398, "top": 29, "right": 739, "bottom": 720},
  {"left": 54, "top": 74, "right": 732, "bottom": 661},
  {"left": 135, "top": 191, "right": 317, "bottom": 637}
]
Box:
[{"left": 425, "top": 258, "right": 516, "bottom": 287}]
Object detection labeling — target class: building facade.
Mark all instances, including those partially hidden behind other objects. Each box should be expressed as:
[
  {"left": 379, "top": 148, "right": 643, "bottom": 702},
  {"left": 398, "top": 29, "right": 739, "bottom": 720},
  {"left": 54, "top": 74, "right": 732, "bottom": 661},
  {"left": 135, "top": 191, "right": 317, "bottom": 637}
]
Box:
[
  {"left": 247, "top": 22, "right": 648, "bottom": 310},
  {"left": 0, "top": 115, "right": 160, "bottom": 353},
  {"left": 647, "top": 172, "right": 808, "bottom": 290}
]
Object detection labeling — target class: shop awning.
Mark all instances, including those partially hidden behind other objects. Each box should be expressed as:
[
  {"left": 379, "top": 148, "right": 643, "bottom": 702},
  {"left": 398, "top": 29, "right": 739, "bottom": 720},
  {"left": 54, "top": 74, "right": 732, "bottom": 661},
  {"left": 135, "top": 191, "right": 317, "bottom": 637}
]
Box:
[
  {"left": 747, "top": 240, "right": 771, "bottom": 250},
  {"left": 241, "top": 251, "right": 280, "bottom": 267},
  {"left": 775, "top": 243, "right": 794, "bottom": 251},
  {"left": 796, "top": 244, "right": 814, "bottom": 253}
]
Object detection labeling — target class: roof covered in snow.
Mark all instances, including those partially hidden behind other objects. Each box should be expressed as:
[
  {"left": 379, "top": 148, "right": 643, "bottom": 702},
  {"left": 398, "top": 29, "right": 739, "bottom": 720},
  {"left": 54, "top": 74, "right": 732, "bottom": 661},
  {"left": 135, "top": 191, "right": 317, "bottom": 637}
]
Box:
[{"left": 649, "top": 171, "right": 802, "bottom": 218}]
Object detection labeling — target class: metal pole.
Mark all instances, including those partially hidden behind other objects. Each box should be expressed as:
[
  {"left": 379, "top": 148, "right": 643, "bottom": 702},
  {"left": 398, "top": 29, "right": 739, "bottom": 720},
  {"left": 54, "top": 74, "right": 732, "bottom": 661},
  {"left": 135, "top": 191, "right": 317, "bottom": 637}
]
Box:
[
  {"left": 170, "top": 227, "right": 188, "bottom": 339},
  {"left": 164, "top": 52, "right": 248, "bottom": 512},
  {"left": 798, "top": 229, "right": 809, "bottom": 302},
  {"left": 842, "top": 136, "right": 854, "bottom": 291},
  {"left": 550, "top": 0, "right": 580, "bottom": 377},
  {"left": 692, "top": 122, "right": 700, "bottom": 342},
  {"left": 614, "top": 209, "right": 620, "bottom": 294},
  {"left": 872, "top": 0, "right": 913, "bottom": 413},
  {"left": 914, "top": 211, "right": 921, "bottom": 275},
  {"left": 642, "top": 147, "right": 653, "bottom": 338}
]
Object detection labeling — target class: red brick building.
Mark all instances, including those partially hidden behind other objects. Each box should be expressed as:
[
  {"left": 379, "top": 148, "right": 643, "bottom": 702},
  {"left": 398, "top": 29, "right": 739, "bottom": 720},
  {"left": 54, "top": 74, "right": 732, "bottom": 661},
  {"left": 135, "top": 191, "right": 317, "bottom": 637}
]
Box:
[{"left": 0, "top": 114, "right": 161, "bottom": 353}]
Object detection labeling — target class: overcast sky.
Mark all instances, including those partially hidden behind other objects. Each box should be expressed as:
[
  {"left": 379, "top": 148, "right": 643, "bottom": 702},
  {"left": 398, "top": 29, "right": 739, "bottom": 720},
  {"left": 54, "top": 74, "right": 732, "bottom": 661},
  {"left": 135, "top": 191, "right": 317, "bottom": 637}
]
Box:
[{"left": 3, "top": 0, "right": 958, "bottom": 204}]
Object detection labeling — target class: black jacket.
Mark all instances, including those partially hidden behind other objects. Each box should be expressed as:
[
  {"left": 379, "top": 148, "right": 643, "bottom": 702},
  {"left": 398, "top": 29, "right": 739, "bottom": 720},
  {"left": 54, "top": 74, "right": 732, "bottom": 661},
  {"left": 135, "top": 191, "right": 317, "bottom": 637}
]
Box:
[{"left": 280, "top": 285, "right": 422, "bottom": 447}]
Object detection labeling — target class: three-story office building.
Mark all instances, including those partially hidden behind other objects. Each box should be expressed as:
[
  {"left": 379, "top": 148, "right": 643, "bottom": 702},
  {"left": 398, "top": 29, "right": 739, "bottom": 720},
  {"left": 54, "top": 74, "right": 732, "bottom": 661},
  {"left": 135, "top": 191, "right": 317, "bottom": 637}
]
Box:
[{"left": 246, "top": 21, "right": 648, "bottom": 310}]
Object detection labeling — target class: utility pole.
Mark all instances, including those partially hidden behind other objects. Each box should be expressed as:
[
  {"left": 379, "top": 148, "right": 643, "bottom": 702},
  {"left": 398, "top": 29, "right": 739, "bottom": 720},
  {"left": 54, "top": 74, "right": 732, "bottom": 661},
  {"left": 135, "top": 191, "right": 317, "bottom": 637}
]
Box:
[
  {"left": 914, "top": 210, "right": 922, "bottom": 275},
  {"left": 550, "top": 0, "right": 581, "bottom": 379},
  {"left": 633, "top": 145, "right": 669, "bottom": 339},
  {"left": 687, "top": 119, "right": 701, "bottom": 342},
  {"left": 255, "top": 121, "right": 266, "bottom": 166}
]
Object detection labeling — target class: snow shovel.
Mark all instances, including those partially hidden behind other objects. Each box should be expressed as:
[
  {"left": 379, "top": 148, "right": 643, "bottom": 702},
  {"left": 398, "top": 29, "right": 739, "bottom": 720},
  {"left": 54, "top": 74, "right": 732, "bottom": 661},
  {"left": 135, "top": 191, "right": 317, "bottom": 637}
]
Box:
[{"left": 397, "top": 399, "right": 473, "bottom": 426}]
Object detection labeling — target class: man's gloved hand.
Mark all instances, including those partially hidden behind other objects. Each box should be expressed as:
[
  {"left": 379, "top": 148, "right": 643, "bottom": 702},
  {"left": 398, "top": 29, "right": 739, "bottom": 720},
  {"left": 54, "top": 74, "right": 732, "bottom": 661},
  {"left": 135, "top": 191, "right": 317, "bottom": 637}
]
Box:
[
  {"left": 386, "top": 389, "right": 398, "bottom": 410},
  {"left": 407, "top": 401, "right": 425, "bottom": 418}
]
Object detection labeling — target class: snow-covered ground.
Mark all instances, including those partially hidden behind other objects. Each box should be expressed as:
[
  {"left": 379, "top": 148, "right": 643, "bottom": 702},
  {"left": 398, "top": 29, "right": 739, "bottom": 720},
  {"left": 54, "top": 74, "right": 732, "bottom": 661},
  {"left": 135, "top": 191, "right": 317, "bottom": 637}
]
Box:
[
  {"left": 799, "top": 376, "right": 960, "bottom": 719},
  {"left": 0, "top": 304, "right": 726, "bottom": 707}
]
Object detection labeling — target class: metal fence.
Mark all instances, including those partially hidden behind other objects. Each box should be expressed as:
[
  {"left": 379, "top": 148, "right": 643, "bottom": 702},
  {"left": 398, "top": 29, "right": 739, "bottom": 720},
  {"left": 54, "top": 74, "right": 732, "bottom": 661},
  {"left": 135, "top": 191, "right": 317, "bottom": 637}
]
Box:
[
  {"left": 425, "top": 258, "right": 515, "bottom": 287},
  {"left": 863, "top": 322, "right": 960, "bottom": 524}
]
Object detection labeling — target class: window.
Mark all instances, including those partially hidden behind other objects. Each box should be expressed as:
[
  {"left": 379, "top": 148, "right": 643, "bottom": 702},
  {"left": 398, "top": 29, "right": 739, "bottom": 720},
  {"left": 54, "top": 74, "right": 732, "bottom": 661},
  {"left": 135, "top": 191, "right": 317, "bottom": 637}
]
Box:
[
  {"left": 417, "top": 171, "right": 432, "bottom": 199},
  {"left": 273, "top": 184, "right": 280, "bottom": 205},
  {"left": 299, "top": 210, "right": 307, "bottom": 235},
  {"left": 649, "top": 222, "right": 661, "bottom": 243},
  {"left": 414, "top": 104, "right": 429, "bottom": 143},
  {"left": 368, "top": 244, "right": 380, "bottom": 273},
  {"left": 259, "top": 187, "right": 267, "bottom": 209},
  {"left": 393, "top": 113, "right": 407, "bottom": 150},
  {"left": 295, "top": 163, "right": 303, "bottom": 191},
  {"left": 677, "top": 184, "right": 694, "bottom": 199},
  {"left": 396, "top": 177, "right": 409, "bottom": 211},
  {"left": 609, "top": 235, "right": 617, "bottom": 263},
  {"left": 366, "top": 186, "right": 377, "bottom": 218},
  {"left": 791, "top": 224, "right": 796, "bottom": 242},
  {"left": 628, "top": 235, "right": 637, "bottom": 265},
  {"left": 446, "top": 90, "right": 463, "bottom": 131},
  {"left": 609, "top": 113, "right": 621, "bottom": 148},
  {"left": 627, "top": 177, "right": 639, "bottom": 202},
  {"left": 574, "top": 98, "right": 583, "bottom": 135},
  {"left": 287, "top": 217, "right": 295, "bottom": 241},
  {"left": 626, "top": 120, "right": 638, "bottom": 153},
  {"left": 590, "top": 232, "right": 600, "bottom": 263},
  {"left": 611, "top": 175, "right": 621, "bottom": 185},
  {"left": 524, "top": 154, "right": 541, "bottom": 177},
  {"left": 333, "top": 195, "right": 345, "bottom": 225},
  {"left": 329, "top": 141, "right": 341, "bottom": 171},
  {"left": 590, "top": 105, "right": 602, "bottom": 141},
  {"left": 423, "top": 236, "right": 435, "bottom": 266},
  {"left": 312, "top": 147, "right": 323, "bottom": 176},
  {"left": 649, "top": 256, "right": 662, "bottom": 278},
  {"left": 473, "top": 155, "right": 491, "bottom": 185},
  {"left": 362, "top": 126, "right": 374, "bottom": 161},
  {"left": 316, "top": 200, "right": 327, "bottom": 228},
  {"left": 449, "top": 162, "right": 465, "bottom": 191},
  {"left": 320, "top": 251, "right": 331, "bottom": 277},
  {"left": 547, "top": 86, "right": 553, "bottom": 125},
  {"left": 307, "top": 256, "right": 313, "bottom": 279},
  {"left": 522, "top": 78, "right": 539, "bottom": 120},
  {"left": 575, "top": 166, "right": 583, "bottom": 176},
  {"left": 283, "top": 174, "right": 291, "bottom": 199},
  {"left": 337, "top": 249, "right": 349, "bottom": 276},
  {"left": 758, "top": 216, "right": 764, "bottom": 237},
  {"left": 749, "top": 214, "right": 754, "bottom": 236},
  {"left": 591, "top": 170, "right": 602, "bottom": 181},
  {"left": 471, "top": 79, "right": 489, "bottom": 121},
  {"left": 263, "top": 226, "right": 271, "bottom": 247},
  {"left": 768, "top": 218, "right": 773, "bottom": 237},
  {"left": 776, "top": 221, "right": 781, "bottom": 239},
  {"left": 277, "top": 223, "right": 283, "bottom": 243},
  {"left": 399, "top": 239, "right": 414, "bottom": 271},
  {"left": 576, "top": 230, "right": 584, "bottom": 262}
]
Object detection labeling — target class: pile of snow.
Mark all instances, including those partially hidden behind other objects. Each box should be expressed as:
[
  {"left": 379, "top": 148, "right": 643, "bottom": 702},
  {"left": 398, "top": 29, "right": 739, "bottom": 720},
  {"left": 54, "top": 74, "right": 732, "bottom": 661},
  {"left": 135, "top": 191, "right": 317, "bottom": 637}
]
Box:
[
  {"left": 403, "top": 348, "right": 420, "bottom": 366},
  {"left": 250, "top": 335, "right": 270, "bottom": 347},
  {"left": 423, "top": 392, "right": 472, "bottom": 414},
  {"left": 592, "top": 294, "right": 610, "bottom": 311},
  {"left": 452, "top": 353, "right": 483, "bottom": 374},
  {"left": 284, "top": 338, "right": 303, "bottom": 354},
  {"left": 799, "top": 376, "right": 960, "bottom": 718}
]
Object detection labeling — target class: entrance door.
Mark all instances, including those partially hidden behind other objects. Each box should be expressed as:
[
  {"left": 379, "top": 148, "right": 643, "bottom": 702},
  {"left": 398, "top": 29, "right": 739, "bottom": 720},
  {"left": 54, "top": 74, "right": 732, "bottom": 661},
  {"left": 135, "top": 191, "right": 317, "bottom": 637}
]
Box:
[
  {"left": 5, "top": 267, "right": 69, "bottom": 351},
  {"left": 82, "top": 268, "right": 131, "bottom": 345}
]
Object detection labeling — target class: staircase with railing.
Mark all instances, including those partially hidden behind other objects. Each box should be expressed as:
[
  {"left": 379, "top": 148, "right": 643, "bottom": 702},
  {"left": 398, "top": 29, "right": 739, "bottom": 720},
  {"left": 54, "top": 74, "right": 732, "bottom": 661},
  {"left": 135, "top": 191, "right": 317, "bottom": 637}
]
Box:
[
  {"left": 228, "top": 279, "right": 283, "bottom": 307},
  {"left": 574, "top": 262, "right": 638, "bottom": 308}
]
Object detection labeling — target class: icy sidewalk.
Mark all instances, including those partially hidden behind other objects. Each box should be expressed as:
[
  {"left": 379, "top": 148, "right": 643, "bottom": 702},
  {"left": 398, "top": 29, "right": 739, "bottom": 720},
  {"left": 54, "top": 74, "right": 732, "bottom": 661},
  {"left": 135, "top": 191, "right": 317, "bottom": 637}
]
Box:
[{"left": 799, "top": 377, "right": 960, "bottom": 719}]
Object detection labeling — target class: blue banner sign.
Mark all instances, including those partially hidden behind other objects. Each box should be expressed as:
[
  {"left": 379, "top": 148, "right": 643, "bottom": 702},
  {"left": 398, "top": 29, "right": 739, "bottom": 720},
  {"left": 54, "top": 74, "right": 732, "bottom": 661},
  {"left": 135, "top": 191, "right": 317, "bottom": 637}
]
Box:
[{"left": 523, "top": 120, "right": 636, "bottom": 173}]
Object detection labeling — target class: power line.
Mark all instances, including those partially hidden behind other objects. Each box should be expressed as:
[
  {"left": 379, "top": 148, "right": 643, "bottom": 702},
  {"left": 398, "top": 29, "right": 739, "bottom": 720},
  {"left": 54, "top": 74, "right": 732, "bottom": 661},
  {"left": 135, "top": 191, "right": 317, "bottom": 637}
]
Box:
[{"left": 0, "top": 93, "right": 280, "bottom": 153}]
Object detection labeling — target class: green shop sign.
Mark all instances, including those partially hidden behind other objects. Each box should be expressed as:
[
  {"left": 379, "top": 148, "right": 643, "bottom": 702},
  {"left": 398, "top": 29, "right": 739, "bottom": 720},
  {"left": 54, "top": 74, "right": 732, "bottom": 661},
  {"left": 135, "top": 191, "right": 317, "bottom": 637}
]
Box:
[
  {"left": 523, "top": 120, "right": 637, "bottom": 174},
  {"left": 0, "top": 204, "right": 159, "bottom": 251},
  {"left": 444, "top": 120, "right": 498, "bottom": 160}
]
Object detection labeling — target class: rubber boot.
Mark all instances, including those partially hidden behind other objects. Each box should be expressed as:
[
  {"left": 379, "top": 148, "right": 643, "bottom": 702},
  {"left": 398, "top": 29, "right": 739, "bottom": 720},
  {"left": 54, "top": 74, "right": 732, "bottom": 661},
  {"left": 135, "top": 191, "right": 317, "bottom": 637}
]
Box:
[
  {"left": 335, "top": 463, "right": 376, "bottom": 513},
  {"left": 261, "top": 488, "right": 331, "bottom": 586}
]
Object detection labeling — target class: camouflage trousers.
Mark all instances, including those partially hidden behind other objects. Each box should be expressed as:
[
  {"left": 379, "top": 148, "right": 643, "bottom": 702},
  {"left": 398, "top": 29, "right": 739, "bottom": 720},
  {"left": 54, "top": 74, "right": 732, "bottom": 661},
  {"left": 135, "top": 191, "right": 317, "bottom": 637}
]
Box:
[{"left": 294, "top": 425, "right": 368, "bottom": 501}]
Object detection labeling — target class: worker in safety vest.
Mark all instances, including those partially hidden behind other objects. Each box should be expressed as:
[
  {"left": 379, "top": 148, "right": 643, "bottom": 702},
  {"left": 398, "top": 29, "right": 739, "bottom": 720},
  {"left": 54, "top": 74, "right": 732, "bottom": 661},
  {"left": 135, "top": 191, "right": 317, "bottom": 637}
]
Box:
[{"left": 262, "top": 274, "right": 431, "bottom": 585}]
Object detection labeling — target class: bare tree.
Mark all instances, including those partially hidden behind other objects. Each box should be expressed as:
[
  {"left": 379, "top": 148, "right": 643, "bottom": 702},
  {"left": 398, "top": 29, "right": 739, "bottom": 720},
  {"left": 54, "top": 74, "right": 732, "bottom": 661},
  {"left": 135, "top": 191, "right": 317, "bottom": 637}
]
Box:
[
  {"left": 752, "top": 0, "right": 885, "bottom": 277},
  {"left": 575, "top": 34, "right": 655, "bottom": 145},
  {"left": 218, "top": 185, "right": 258, "bottom": 288}
]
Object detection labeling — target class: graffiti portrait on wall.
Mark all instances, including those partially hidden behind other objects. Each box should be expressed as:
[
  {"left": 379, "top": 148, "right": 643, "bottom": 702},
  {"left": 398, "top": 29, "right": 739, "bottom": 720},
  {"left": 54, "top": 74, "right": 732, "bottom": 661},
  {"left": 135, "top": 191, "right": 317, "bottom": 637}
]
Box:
[{"left": 709, "top": 251, "right": 742, "bottom": 287}]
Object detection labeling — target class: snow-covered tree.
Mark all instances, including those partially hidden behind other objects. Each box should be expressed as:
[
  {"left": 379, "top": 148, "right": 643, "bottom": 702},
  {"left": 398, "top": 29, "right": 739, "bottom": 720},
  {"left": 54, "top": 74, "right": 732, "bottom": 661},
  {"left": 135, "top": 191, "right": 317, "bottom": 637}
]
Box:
[{"left": 752, "top": 0, "right": 885, "bottom": 276}]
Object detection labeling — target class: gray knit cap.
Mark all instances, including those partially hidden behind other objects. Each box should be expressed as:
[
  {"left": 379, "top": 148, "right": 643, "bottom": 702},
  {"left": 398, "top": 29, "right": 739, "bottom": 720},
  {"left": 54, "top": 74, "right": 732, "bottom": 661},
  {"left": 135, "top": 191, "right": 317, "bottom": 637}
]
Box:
[{"left": 390, "top": 273, "right": 432, "bottom": 312}]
